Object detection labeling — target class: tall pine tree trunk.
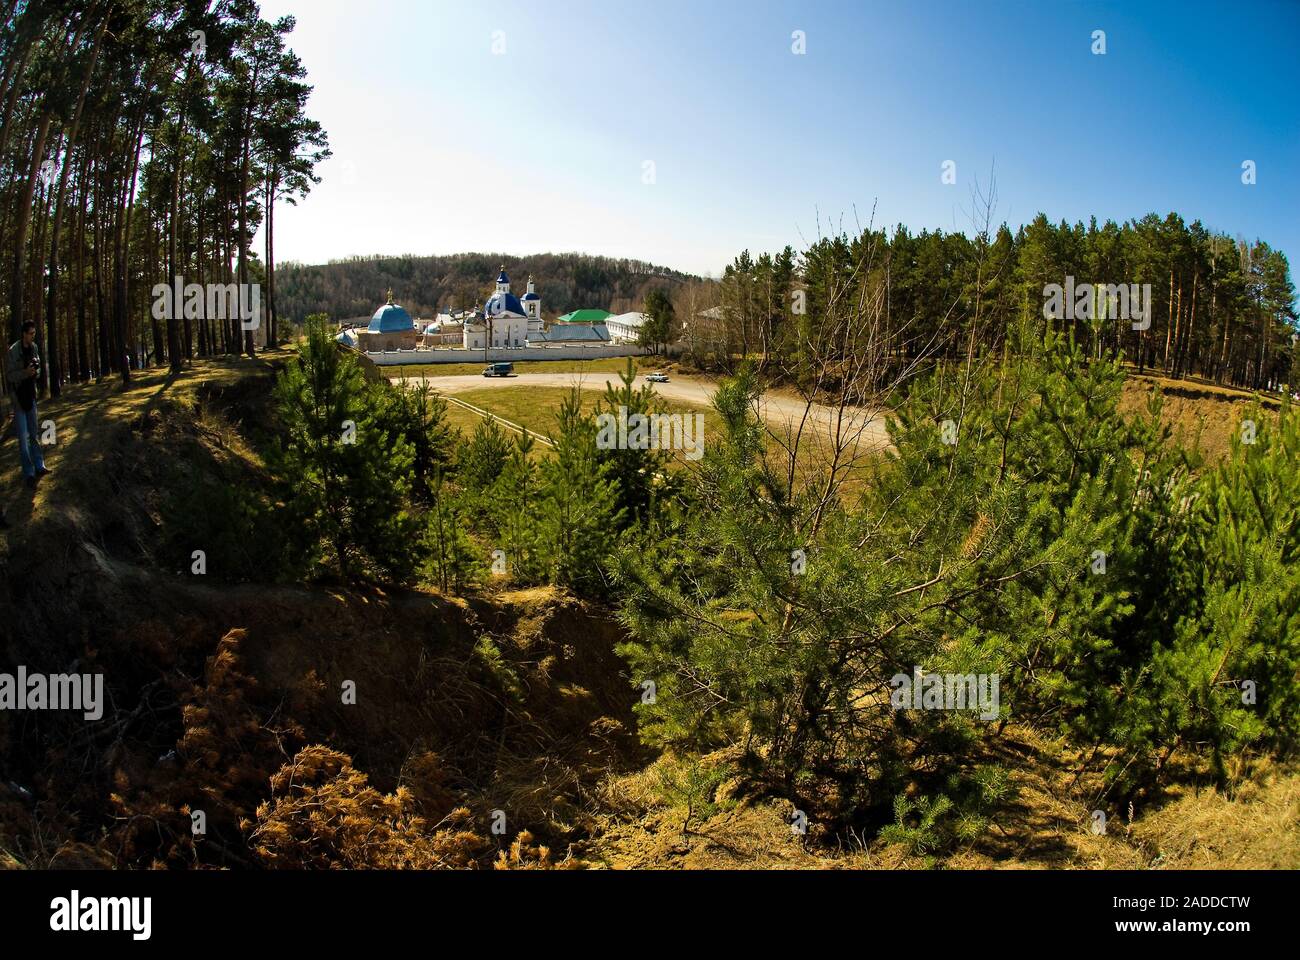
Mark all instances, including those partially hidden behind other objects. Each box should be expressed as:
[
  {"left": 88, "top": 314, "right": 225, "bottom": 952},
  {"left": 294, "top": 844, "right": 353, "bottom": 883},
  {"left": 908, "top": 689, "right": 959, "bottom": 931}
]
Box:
[
  {"left": 1170, "top": 270, "right": 1180, "bottom": 374},
  {"left": 8, "top": 109, "right": 54, "bottom": 341},
  {"left": 113, "top": 116, "right": 146, "bottom": 384},
  {"left": 43, "top": 14, "right": 105, "bottom": 396},
  {"left": 75, "top": 153, "right": 89, "bottom": 381}
]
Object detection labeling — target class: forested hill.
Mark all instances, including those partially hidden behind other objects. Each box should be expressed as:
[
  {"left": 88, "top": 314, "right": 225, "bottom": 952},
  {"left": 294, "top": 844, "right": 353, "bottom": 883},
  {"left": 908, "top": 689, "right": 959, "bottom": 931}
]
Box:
[{"left": 274, "top": 253, "right": 701, "bottom": 323}]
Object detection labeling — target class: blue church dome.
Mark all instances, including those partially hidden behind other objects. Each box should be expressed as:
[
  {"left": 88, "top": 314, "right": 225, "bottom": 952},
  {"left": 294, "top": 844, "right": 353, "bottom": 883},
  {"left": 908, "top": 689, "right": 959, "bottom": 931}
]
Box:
[
  {"left": 484, "top": 292, "right": 528, "bottom": 317},
  {"left": 369, "top": 292, "right": 414, "bottom": 333},
  {"left": 496, "top": 269, "right": 511, "bottom": 285}
]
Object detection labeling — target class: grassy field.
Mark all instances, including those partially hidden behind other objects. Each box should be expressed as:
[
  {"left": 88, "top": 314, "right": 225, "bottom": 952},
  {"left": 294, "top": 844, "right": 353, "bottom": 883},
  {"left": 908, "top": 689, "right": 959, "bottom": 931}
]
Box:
[
  {"left": 433, "top": 382, "right": 884, "bottom": 495},
  {"left": 447, "top": 384, "right": 721, "bottom": 452},
  {"left": 439, "top": 394, "right": 497, "bottom": 440}
]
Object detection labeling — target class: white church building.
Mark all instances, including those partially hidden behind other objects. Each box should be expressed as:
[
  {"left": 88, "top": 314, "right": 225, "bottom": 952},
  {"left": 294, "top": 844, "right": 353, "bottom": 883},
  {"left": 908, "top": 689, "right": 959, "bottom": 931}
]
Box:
[
  {"left": 606, "top": 312, "right": 649, "bottom": 344},
  {"left": 462, "top": 267, "right": 544, "bottom": 349}
]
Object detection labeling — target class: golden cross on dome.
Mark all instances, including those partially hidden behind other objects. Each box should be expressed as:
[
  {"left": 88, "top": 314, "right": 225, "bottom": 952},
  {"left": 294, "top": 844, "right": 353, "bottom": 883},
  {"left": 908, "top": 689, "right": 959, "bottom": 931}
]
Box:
[{"left": 386, "top": 289, "right": 394, "bottom": 304}]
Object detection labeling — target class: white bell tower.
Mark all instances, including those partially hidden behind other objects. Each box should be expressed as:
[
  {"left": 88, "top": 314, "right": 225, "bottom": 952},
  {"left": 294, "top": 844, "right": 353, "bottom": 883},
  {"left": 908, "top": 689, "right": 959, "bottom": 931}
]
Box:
[{"left": 523, "top": 275, "right": 543, "bottom": 333}]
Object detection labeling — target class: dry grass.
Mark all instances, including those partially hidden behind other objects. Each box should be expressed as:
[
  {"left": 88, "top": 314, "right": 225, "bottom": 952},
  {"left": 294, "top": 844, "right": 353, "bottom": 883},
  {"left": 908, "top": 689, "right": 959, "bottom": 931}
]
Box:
[
  {"left": 1120, "top": 374, "right": 1281, "bottom": 462},
  {"left": 1130, "top": 763, "right": 1300, "bottom": 869},
  {"left": 580, "top": 728, "right": 1300, "bottom": 870},
  {"left": 1, "top": 354, "right": 284, "bottom": 536},
  {"left": 580, "top": 753, "right": 855, "bottom": 870}
]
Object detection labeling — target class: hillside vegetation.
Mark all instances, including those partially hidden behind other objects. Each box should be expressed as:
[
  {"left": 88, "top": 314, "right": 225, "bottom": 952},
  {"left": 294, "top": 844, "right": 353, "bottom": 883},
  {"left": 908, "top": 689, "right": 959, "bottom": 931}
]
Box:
[
  {"left": 275, "top": 252, "right": 699, "bottom": 324},
  {"left": 1, "top": 343, "right": 1296, "bottom": 870},
  {"left": 0, "top": 358, "right": 640, "bottom": 868}
]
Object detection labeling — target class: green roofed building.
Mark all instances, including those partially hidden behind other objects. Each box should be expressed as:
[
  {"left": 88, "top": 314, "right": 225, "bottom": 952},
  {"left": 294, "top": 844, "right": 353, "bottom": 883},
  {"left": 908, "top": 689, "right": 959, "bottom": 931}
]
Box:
[{"left": 556, "top": 308, "right": 612, "bottom": 324}]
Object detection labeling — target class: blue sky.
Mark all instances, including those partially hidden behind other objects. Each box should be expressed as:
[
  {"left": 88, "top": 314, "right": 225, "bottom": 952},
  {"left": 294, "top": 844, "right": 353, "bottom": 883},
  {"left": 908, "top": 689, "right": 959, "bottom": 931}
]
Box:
[{"left": 256, "top": 0, "right": 1300, "bottom": 277}]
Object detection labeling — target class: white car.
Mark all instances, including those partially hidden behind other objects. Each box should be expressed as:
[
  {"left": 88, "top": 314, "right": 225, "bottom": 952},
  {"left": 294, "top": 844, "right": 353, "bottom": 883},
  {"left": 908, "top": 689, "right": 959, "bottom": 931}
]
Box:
[{"left": 645, "top": 372, "right": 670, "bottom": 383}]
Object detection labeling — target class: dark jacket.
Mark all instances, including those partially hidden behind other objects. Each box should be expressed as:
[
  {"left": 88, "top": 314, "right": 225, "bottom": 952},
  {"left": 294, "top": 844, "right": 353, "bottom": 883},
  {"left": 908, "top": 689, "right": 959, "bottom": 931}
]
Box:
[{"left": 5, "top": 339, "right": 39, "bottom": 412}]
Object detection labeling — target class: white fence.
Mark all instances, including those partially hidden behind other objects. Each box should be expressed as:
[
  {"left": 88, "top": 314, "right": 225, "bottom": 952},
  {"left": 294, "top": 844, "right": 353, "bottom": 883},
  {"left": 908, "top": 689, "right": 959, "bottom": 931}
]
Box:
[
  {"left": 363, "top": 344, "right": 651, "bottom": 366},
  {"left": 440, "top": 396, "right": 556, "bottom": 447}
]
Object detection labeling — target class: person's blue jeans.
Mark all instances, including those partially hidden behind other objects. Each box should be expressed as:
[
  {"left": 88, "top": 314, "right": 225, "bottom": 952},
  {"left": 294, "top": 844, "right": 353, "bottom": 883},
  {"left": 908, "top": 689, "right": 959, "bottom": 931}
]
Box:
[{"left": 14, "top": 401, "right": 46, "bottom": 479}]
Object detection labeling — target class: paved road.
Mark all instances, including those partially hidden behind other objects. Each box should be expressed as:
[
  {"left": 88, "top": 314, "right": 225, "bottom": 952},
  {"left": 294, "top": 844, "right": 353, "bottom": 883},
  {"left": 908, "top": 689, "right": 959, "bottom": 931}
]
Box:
[{"left": 400, "top": 371, "right": 889, "bottom": 449}]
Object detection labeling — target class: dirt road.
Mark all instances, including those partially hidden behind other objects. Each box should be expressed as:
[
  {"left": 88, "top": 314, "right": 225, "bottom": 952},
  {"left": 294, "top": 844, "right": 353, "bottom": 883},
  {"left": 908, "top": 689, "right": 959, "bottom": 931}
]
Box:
[{"left": 400, "top": 371, "right": 890, "bottom": 447}]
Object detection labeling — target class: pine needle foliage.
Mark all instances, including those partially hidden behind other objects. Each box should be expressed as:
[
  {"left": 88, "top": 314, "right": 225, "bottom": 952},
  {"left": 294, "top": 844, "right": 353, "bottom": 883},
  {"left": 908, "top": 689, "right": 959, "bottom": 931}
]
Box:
[
  {"left": 615, "top": 330, "right": 1293, "bottom": 826},
  {"left": 273, "top": 316, "right": 419, "bottom": 581}
]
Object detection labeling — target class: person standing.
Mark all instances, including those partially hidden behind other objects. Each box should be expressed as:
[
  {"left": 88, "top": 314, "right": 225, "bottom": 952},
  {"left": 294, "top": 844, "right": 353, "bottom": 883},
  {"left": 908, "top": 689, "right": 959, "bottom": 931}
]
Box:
[{"left": 6, "top": 321, "right": 49, "bottom": 488}]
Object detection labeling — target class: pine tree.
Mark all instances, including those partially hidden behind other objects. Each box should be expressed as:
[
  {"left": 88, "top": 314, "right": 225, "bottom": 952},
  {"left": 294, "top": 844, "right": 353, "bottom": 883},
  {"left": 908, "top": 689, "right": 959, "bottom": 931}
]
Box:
[
  {"left": 274, "top": 316, "right": 418, "bottom": 581},
  {"left": 459, "top": 416, "right": 511, "bottom": 493},
  {"left": 422, "top": 468, "right": 478, "bottom": 593},
  {"left": 638, "top": 289, "right": 674, "bottom": 354},
  {"left": 539, "top": 389, "right": 625, "bottom": 594},
  {"left": 616, "top": 335, "right": 1203, "bottom": 814},
  {"left": 491, "top": 430, "right": 549, "bottom": 585},
  {"left": 1149, "top": 403, "right": 1300, "bottom": 770},
  {"left": 592, "top": 359, "right": 680, "bottom": 525},
  {"left": 369, "top": 377, "right": 456, "bottom": 505}
]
